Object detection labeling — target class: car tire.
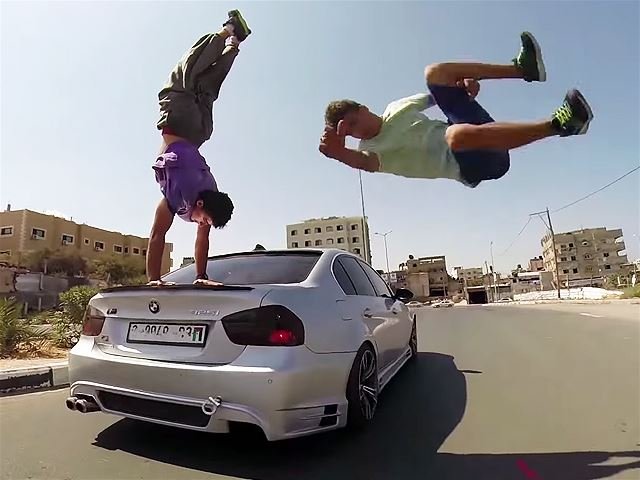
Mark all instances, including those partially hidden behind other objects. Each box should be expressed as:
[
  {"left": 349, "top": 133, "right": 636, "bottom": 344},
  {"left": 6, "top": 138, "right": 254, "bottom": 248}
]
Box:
[
  {"left": 346, "top": 343, "right": 379, "bottom": 429},
  {"left": 409, "top": 317, "right": 418, "bottom": 360}
]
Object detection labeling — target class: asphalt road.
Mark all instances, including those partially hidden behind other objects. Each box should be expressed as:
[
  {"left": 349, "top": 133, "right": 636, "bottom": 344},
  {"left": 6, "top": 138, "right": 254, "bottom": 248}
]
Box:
[{"left": 1, "top": 303, "right": 639, "bottom": 480}]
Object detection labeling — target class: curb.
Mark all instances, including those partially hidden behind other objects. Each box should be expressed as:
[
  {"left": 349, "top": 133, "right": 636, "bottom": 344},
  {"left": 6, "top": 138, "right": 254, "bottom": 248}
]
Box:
[{"left": 0, "top": 362, "right": 69, "bottom": 396}]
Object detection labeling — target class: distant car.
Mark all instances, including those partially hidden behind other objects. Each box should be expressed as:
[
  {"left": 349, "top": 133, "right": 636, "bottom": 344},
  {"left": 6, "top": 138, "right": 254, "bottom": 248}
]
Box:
[
  {"left": 432, "top": 300, "right": 454, "bottom": 309},
  {"left": 497, "top": 298, "right": 512, "bottom": 303},
  {"left": 406, "top": 301, "right": 423, "bottom": 308},
  {"left": 66, "top": 249, "right": 418, "bottom": 441}
]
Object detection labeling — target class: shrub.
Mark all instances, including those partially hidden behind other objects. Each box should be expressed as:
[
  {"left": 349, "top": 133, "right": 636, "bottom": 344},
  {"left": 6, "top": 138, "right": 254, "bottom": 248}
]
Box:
[
  {"left": 51, "top": 285, "right": 99, "bottom": 348},
  {"left": 0, "top": 297, "right": 50, "bottom": 357}
]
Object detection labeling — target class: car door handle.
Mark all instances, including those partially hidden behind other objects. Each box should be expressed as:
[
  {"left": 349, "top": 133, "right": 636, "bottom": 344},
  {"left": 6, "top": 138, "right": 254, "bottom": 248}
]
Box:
[{"left": 363, "top": 308, "right": 373, "bottom": 318}]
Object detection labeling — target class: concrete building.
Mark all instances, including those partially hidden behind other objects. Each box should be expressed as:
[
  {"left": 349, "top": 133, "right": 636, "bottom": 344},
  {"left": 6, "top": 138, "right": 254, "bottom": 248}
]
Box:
[
  {"left": 511, "top": 271, "right": 555, "bottom": 295},
  {"left": 0, "top": 207, "right": 173, "bottom": 274},
  {"left": 541, "top": 227, "right": 627, "bottom": 287},
  {"left": 400, "top": 255, "right": 449, "bottom": 297},
  {"left": 286, "top": 216, "right": 371, "bottom": 263},
  {"left": 529, "top": 256, "right": 544, "bottom": 272},
  {"left": 455, "top": 266, "right": 484, "bottom": 286},
  {"left": 180, "top": 257, "right": 195, "bottom": 268}
]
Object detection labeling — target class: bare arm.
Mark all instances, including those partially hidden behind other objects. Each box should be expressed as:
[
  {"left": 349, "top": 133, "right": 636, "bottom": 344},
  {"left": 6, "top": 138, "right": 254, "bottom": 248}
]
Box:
[
  {"left": 331, "top": 148, "right": 380, "bottom": 173},
  {"left": 146, "top": 198, "right": 174, "bottom": 282},
  {"left": 194, "top": 224, "right": 211, "bottom": 279},
  {"left": 319, "top": 125, "right": 380, "bottom": 172}
]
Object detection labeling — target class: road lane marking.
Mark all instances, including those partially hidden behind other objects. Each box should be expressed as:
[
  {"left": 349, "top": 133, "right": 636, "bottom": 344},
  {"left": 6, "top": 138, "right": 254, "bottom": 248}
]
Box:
[{"left": 580, "top": 312, "right": 603, "bottom": 318}]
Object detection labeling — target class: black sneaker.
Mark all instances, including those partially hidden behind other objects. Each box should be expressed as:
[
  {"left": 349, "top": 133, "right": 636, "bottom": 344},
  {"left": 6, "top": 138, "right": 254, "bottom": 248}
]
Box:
[
  {"left": 512, "top": 32, "right": 546, "bottom": 82},
  {"left": 223, "top": 10, "right": 251, "bottom": 42},
  {"left": 551, "top": 89, "right": 594, "bottom": 137}
]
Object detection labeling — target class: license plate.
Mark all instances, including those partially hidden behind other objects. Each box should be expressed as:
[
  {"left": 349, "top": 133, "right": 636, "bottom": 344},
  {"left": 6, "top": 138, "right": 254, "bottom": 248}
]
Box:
[{"left": 127, "top": 322, "right": 208, "bottom": 346}]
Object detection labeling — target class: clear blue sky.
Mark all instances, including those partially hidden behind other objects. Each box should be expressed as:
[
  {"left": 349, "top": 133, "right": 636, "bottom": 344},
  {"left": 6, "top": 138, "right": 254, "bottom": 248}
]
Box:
[{"left": 1, "top": 1, "right": 638, "bottom": 274}]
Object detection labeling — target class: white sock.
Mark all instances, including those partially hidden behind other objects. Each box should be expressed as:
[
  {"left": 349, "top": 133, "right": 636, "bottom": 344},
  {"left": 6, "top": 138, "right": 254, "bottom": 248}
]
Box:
[{"left": 223, "top": 24, "right": 235, "bottom": 36}]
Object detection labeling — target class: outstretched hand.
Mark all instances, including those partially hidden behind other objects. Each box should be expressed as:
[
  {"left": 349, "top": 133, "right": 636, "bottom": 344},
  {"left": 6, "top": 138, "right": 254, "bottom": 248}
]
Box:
[
  {"left": 457, "top": 78, "right": 480, "bottom": 100},
  {"left": 319, "top": 124, "right": 346, "bottom": 159}
]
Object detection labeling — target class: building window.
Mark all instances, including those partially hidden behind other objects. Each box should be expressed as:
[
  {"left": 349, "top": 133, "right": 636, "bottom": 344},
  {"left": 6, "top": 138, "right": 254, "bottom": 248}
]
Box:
[
  {"left": 354, "top": 248, "right": 361, "bottom": 254},
  {"left": 124, "top": 247, "right": 129, "bottom": 254},
  {"left": 304, "top": 240, "right": 311, "bottom": 247},
  {"left": 61, "top": 234, "right": 74, "bottom": 245},
  {"left": 604, "top": 265, "right": 611, "bottom": 270},
  {"left": 292, "top": 242, "right": 298, "bottom": 248},
  {"left": 584, "top": 254, "right": 592, "bottom": 259},
  {"left": 571, "top": 256, "right": 576, "bottom": 261},
  {"left": 352, "top": 237, "right": 359, "bottom": 243},
  {"left": 31, "top": 228, "right": 46, "bottom": 239},
  {"left": 133, "top": 247, "right": 140, "bottom": 255},
  {"left": 572, "top": 268, "right": 578, "bottom": 274},
  {"left": 327, "top": 238, "right": 334, "bottom": 245},
  {"left": 337, "top": 237, "right": 345, "bottom": 244},
  {"left": 351, "top": 224, "right": 358, "bottom": 231},
  {"left": 142, "top": 249, "right": 147, "bottom": 256},
  {"left": 561, "top": 257, "right": 567, "bottom": 262},
  {"left": 114, "top": 245, "right": 123, "bottom": 253},
  {"left": 586, "top": 266, "right": 593, "bottom": 273},
  {"left": 326, "top": 226, "right": 333, "bottom": 232},
  {"left": 315, "top": 240, "right": 322, "bottom": 246},
  {"left": 563, "top": 269, "right": 569, "bottom": 274},
  {"left": 569, "top": 242, "right": 574, "bottom": 248},
  {"left": 315, "top": 227, "right": 322, "bottom": 234},
  {"left": 603, "top": 252, "right": 610, "bottom": 258},
  {"left": 291, "top": 230, "right": 297, "bottom": 236},
  {"left": 84, "top": 238, "right": 90, "bottom": 245},
  {"left": 337, "top": 225, "right": 344, "bottom": 231},
  {"left": 304, "top": 228, "right": 310, "bottom": 235},
  {"left": 0, "top": 250, "right": 11, "bottom": 257},
  {"left": 94, "top": 241, "right": 105, "bottom": 251},
  {"left": 0, "top": 226, "right": 13, "bottom": 236}
]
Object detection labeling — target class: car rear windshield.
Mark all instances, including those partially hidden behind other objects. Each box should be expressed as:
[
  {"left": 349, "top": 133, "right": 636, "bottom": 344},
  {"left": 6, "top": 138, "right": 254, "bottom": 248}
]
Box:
[{"left": 163, "top": 252, "right": 321, "bottom": 285}]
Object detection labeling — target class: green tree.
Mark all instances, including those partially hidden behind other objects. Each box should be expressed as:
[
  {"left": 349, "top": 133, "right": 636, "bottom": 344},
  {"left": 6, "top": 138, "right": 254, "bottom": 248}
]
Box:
[
  {"left": 90, "top": 256, "right": 146, "bottom": 285},
  {"left": 25, "top": 249, "right": 87, "bottom": 276}
]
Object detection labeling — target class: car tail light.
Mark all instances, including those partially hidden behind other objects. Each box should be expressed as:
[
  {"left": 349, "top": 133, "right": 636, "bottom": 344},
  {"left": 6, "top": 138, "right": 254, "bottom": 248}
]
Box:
[
  {"left": 82, "top": 306, "right": 105, "bottom": 336},
  {"left": 221, "top": 305, "right": 304, "bottom": 346}
]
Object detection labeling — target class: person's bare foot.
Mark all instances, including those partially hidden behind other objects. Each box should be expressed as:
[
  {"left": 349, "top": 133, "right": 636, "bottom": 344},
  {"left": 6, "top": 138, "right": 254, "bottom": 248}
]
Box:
[{"left": 193, "top": 278, "right": 223, "bottom": 286}]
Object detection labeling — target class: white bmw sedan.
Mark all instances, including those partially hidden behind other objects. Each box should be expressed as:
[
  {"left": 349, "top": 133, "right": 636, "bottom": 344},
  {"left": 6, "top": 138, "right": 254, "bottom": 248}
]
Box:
[{"left": 66, "top": 249, "right": 417, "bottom": 441}]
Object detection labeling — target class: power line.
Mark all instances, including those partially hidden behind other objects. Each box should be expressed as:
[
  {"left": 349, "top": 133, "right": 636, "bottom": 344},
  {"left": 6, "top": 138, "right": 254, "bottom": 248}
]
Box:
[
  {"left": 499, "top": 216, "right": 532, "bottom": 255},
  {"left": 551, "top": 166, "right": 639, "bottom": 214}
]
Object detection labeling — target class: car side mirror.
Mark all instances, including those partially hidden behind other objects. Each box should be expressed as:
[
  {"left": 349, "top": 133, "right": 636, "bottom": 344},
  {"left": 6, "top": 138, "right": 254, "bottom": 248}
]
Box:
[{"left": 394, "top": 288, "right": 414, "bottom": 302}]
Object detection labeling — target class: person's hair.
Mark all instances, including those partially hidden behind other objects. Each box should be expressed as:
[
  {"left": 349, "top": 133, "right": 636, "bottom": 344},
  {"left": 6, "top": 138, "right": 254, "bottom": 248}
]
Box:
[
  {"left": 324, "top": 100, "right": 362, "bottom": 128},
  {"left": 198, "top": 190, "right": 234, "bottom": 229}
]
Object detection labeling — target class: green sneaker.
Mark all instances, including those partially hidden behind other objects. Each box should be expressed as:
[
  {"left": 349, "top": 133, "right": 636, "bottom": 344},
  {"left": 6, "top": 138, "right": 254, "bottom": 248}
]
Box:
[
  {"left": 551, "top": 89, "right": 594, "bottom": 137},
  {"left": 512, "top": 32, "right": 546, "bottom": 82},
  {"left": 223, "top": 9, "right": 251, "bottom": 42}
]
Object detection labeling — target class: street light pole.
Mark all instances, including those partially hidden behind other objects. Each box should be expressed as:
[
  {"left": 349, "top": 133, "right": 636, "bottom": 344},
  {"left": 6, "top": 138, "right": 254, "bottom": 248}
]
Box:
[{"left": 375, "top": 231, "right": 392, "bottom": 280}]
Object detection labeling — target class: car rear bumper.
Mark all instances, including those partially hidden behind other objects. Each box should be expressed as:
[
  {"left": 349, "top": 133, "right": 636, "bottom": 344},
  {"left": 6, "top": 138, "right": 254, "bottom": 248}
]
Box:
[{"left": 69, "top": 337, "right": 355, "bottom": 441}]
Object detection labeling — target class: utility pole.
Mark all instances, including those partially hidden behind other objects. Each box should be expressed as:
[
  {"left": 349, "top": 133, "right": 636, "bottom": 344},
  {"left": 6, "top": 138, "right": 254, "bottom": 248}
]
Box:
[
  {"left": 532, "top": 207, "right": 562, "bottom": 300},
  {"left": 358, "top": 171, "right": 370, "bottom": 264},
  {"left": 490, "top": 241, "right": 498, "bottom": 301},
  {"left": 375, "top": 231, "right": 392, "bottom": 281}
]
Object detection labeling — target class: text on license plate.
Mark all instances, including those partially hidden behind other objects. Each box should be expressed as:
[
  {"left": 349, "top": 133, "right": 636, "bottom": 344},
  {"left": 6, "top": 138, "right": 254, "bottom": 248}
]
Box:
[{"left": 127, "top": 322, "right": 208, "bottom": 346}]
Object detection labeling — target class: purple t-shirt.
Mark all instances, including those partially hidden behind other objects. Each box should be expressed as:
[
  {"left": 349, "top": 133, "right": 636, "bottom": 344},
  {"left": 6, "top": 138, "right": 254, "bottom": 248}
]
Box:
[{"left": 153, "top": 141, "right": 218, "bottom": 222}]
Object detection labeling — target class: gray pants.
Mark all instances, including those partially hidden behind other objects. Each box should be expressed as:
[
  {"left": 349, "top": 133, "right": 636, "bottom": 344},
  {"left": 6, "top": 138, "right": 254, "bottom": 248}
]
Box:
[{"left": 157, "top": 33, "right": 238, "bottom": 147}]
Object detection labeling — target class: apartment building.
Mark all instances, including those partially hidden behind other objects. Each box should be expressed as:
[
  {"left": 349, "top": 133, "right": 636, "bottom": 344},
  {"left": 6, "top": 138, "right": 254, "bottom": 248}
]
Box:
[
  {"left": 529, "top": 256, "right": 544, "bottom": 272},
  {"left": 541, "top": 227, "right": 627, "bottom": 286},
  {"left": 455, "top": 266, "right": 484, "bottom": 286},
  {"left": 286, "top": 216, "right": 371, "bottom": 263},
  {"left": 401, "top": 255, "right": 449, "bottom": 297},
  {"left": 0, "top": 207, "right": 173, "bottom": 274}
]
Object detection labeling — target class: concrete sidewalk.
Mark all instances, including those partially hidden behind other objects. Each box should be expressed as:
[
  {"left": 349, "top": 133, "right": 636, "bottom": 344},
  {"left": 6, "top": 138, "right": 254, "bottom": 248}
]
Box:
[{"left": 0, "top": 356, "right": 69, "bottom": 395}]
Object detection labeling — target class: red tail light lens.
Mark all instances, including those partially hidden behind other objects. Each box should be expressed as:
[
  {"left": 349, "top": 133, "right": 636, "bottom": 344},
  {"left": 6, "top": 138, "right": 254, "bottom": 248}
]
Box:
[
  {"left": 221, "top": 305, "right": 304, "bottom": 346},
  {"left": 82, "top": 306, "right": 105, "bottom": 336}
]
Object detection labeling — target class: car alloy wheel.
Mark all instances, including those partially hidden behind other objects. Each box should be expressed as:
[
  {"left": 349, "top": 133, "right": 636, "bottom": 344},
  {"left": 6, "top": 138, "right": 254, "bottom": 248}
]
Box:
[{"left": 358, "top": 349, "right": 378, "bottom": 420}]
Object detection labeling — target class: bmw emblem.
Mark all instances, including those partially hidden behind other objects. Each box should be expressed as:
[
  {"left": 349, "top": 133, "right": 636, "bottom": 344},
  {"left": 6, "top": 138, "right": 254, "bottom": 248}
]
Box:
[{"left": 148, "top": 299, "right": 160, "bottom": 314}]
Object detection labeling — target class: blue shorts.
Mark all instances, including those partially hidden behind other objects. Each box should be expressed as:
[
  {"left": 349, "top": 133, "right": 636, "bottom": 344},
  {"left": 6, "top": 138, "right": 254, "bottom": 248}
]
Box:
[{"left": 428, "top": 84, "right": 510, "bottom": 187}]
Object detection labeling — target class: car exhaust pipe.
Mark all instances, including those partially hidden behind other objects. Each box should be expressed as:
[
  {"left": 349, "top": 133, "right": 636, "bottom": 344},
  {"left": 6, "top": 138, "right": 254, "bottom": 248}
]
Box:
[
  {"left": 75, "top": 398, "right": 100, "bottom": 414},
  {"left": 65, "top": 396, "right": 78, "bottom": 411}
]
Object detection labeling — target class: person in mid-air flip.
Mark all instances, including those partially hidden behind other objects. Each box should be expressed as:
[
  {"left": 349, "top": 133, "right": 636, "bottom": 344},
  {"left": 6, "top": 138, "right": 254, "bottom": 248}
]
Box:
[
  {"left": 146, "top": 10, "right": 251, "bottom": 285},
  {"left": 319, "top": 32, "right": 594, "bottom": 188}
]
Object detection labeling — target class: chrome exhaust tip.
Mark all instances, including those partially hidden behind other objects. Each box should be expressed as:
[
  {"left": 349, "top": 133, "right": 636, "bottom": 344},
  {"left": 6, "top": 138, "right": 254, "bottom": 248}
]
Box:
[
  {"left": 75, "top": 398, "right": 100, "bottom": 414},
  {"left": 65, "top": 396, "right": 78, "bottom": 411}
]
